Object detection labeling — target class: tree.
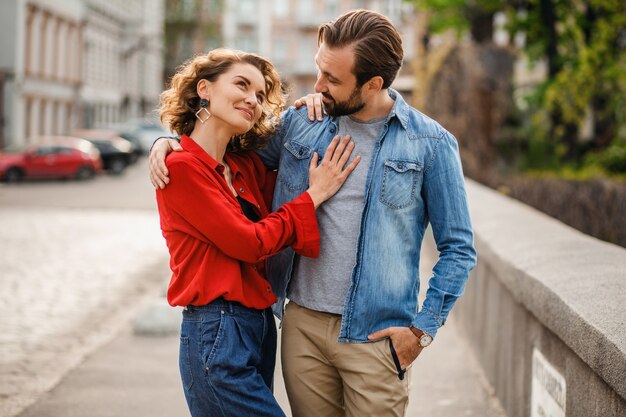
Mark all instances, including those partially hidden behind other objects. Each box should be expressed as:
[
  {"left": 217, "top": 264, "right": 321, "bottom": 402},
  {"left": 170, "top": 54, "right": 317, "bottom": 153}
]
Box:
[
  {"left": 415, "top": 0, "right": 505, "bottom": 44},
  {"left": 409, "top": 0, "right": 626, "bottom": 169}
]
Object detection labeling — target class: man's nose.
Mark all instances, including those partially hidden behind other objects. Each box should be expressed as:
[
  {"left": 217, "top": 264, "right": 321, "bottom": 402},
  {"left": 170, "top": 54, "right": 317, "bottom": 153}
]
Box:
[{"left": 314, "top": 78, "right": 325, "bottom": 93}]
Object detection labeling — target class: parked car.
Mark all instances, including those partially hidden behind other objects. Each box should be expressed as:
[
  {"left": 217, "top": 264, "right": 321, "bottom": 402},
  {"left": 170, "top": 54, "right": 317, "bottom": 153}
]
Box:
[
  {"left": 119, "top": 120, "right": 172, "bottom": 154},
  {"left": 0, "top": 136, "right": 102, "bottom": 182},
  {"left": 71, "top": 129, "right": 136, "bottom": 175}
]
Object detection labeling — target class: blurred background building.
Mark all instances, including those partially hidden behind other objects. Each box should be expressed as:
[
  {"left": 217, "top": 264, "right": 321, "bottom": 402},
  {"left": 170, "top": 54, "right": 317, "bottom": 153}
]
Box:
[
  {"left": 0, "top": 0, "right": 164, "bottom": 149},
  {"left": 0, "top": 0, "right": 418, "bottom": 149},
  {"left": 163, "top": 0, "right": 417, "bottom": 102}
]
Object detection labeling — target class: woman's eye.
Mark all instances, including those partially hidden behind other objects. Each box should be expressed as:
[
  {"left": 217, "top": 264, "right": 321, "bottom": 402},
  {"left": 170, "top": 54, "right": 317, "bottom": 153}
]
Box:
[
  {"left": 237, "top": 81, "right": 246, "bottom": 88},
  {"left": 257, "top": 95, "right": 264, "bottom": 104}
]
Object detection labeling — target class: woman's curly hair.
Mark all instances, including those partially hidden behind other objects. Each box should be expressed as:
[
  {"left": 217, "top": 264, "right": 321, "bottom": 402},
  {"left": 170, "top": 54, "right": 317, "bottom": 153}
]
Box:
[{"left": 159, "top": 48, "right": 286, "bottom": 152}]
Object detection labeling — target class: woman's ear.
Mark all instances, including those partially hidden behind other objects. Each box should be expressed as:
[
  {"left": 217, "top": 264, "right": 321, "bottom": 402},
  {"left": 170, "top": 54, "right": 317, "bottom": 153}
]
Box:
[{"left": 197, "top": 79, "right": 211, "bottom": 98}]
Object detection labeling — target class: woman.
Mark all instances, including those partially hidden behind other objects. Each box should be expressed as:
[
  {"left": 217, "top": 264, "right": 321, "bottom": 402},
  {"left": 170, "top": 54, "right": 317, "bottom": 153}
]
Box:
[{"left": 156, "top": 48, "right": 359, "bottom": 417}]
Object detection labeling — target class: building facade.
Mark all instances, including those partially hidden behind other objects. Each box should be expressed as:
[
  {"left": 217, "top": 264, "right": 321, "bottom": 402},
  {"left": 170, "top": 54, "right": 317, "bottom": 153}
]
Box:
[
  {"left": 162, "top": 0, "right": 417, "bottom": 105},
  {"left": 163, "top": 0, "right": 223, "bottom": 83},
  {"left": 0, "top": 0, "right": 164, "bottom": 149},
  {"left": 81, "top": 0, "right": 164, "bottom": 130},
  {"left": 222, "top": 0, "right": 417, "bottom": 101}
]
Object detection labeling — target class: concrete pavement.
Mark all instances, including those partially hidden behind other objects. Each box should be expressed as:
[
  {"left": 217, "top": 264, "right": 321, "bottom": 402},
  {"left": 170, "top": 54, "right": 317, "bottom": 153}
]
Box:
[
  {"left": 1, "top": 159, "right": 506, "bottom": 417},
  {"left": 15, "top": 308, "right": 506, "bottom": 417},
  {"left": 14, "top": 243, "right": 506, "bottom": 417}
]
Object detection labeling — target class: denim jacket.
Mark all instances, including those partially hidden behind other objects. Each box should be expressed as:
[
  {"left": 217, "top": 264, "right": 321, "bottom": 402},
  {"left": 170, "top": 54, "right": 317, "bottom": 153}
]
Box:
[{"left": 257, "top": 89, "right": 476, "bottom": 342}]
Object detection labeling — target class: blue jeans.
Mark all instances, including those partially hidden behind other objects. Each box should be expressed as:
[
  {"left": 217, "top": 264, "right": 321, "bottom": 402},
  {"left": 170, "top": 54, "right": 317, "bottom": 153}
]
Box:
[{"left": 179, "top": 298, "right": 284, "bottom": 417}]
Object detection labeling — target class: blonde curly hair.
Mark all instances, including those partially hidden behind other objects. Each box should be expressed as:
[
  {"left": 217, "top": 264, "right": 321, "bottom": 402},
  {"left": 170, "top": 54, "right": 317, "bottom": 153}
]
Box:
[{"left": 160, "top": 48, "right": 286, "bottom": 152}]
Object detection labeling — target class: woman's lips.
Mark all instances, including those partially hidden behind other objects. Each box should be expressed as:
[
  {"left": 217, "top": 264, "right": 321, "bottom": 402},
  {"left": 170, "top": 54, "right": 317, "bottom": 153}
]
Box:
[{"left": 236, "top": 107, "right": 253, "bottom": 121}]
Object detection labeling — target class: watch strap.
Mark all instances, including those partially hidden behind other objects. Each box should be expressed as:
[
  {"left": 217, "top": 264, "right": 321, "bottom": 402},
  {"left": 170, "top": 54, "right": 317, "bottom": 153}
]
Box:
[{"left": 409, "top": 325, "right": 425, "bottom": 339}]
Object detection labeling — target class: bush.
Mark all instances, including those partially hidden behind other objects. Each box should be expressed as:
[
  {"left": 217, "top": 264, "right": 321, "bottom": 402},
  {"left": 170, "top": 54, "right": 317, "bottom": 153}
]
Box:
[{"left": 586, "top": 140, "right": 626, "bottom": 174}]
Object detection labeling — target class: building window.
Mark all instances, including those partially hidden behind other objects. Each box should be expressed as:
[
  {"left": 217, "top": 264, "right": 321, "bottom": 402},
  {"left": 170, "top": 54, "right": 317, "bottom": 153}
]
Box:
[
  {"left": 272, "top": 37, "right": 288, "bottom": 65},
  {"left": 238, "top": 0, "right": 256, "bottom": 16},
  {"left": 201, "top": 0, "right": 221, "bottom": 17},
  {"left": 273, "top": 0, "right": 289, "bottom": 18},
  {"left": 296, "top": 35, "right": 316, "bottom": 74},
  {"left": 205, "top": 37, "right": 220, "bottom": 52},
  {"left": 298, "top": 0, "right": 314, "bottom": 18},
  {"left": 182, "top": 0, "right": 195, "bottom": 19},
  {"left": 326, "top": 0, "right": 338, "bottom": 17},
  {"left": 236, "top": 34, "right": 257, "bottom": 54}
]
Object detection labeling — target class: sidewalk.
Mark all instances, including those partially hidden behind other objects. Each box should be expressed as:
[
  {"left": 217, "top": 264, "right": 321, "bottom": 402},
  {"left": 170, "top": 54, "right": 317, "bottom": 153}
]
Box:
[
  {"left": 14, "top": 235, "right": 507, "bottom": 417},
  {"left": 16, "top": 312, "right": 506, "bottom": 417}
]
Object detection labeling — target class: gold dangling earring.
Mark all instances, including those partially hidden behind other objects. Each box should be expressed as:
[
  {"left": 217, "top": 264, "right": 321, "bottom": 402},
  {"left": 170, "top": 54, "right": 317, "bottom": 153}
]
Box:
[{"left": 195, "top": 98, "right": 212, "bottom": 123}]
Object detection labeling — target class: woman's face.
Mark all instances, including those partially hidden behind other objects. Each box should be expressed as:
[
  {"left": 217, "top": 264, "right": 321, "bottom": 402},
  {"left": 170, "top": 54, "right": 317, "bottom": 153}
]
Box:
[{"left": 204, "top": 63, "right": 267, "bottom": 136}]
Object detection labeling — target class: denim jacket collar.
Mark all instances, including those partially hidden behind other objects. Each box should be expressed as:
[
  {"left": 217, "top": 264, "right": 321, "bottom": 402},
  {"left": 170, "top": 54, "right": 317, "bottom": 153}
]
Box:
[
  {"left": 385, "top": 88, "right": 410, "bottom": 130},
  {"left": 327, "top": 88, "right": 409, "bottom": 131}
]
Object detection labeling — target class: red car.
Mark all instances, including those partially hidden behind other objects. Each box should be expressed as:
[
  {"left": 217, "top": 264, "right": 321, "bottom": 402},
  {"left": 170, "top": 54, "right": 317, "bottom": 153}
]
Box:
[{"left": 0, "top": 136, "right": 103, "bottom": 182}]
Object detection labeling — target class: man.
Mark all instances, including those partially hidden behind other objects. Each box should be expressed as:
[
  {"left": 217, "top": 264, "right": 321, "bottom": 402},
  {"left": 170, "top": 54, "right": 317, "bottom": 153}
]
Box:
[{"left": 150, "top": 9, "right": 476, "bottom": 417}]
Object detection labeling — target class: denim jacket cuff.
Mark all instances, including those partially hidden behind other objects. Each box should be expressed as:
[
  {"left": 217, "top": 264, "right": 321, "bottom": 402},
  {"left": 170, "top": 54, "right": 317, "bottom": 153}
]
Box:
[{"left": 413, "top": 308, "right": 444, "bottom": 339}]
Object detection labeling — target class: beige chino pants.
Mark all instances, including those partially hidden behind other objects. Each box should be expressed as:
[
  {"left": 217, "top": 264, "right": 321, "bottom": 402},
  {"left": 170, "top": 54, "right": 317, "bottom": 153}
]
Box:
[{"left": 281, "top": 301, "right": 411, "bottom": 417}]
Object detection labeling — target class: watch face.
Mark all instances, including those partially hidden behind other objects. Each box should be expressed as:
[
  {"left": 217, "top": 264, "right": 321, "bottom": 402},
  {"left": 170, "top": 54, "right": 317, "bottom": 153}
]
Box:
[{"left": 420, "top": 334, "right": 432, "bottom": 347}]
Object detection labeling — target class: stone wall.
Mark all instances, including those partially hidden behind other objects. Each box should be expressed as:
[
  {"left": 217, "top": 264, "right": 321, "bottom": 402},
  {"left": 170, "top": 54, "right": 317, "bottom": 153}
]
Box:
[
  {"left": 426, "top": 180, "right": 626, "bottom": 417},
  {"left": 495, "top": 176, "right": 626, "bottom": 248}
]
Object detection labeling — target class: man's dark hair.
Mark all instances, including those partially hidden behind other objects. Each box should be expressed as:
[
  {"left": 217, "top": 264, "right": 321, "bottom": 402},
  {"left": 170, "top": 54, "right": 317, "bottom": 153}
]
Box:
[{"left": 317, "top": 9, "right": 403, "bottom": 89}]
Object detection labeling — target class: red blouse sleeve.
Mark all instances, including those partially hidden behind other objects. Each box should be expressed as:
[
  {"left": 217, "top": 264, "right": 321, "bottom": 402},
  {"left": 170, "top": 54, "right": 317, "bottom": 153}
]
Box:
[{"left": 158, "top": 157, "right": 319, "bottom": 263}]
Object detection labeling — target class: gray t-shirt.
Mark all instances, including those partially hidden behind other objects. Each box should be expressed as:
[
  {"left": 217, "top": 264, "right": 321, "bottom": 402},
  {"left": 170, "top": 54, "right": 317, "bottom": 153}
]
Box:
[{"left": 288, "top": 114, "right": 386, "bottom": 314}]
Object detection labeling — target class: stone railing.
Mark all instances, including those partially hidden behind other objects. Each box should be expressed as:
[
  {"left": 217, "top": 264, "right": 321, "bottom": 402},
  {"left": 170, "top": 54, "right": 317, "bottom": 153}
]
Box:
[{"left": 428, "top": 180, "right": 626, "bottom": 417}]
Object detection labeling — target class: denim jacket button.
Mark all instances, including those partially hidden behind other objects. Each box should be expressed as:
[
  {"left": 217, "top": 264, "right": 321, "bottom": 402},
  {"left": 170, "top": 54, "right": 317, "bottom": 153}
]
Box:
[{"left": 330, "top": 127, "right": 336, "bottom": 133}]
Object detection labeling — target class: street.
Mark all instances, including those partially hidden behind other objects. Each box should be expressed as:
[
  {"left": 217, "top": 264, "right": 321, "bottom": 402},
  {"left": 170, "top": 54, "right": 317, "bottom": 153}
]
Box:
[{"left": 0, "top": 158, "right": 170, "bottom": 417}]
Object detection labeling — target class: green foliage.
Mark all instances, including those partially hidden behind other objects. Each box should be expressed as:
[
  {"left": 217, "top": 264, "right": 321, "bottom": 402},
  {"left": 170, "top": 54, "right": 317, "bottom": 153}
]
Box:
[
  {"left": 413, "top": 0, "right": 469, "bottom": 35},
  {"left": 408, "top": 0, "right": 626, "bottom": 178},
  {"left": 413, "top": 0, "right": 505, "bottom": 36},
  {"left": 537, "top": 1, "right": 626, "bottom": 138},
  {"left": 519, "top": 109, "right": 563, "bottom": 170},
  {"left": 585, "top": 139, "right": 626, "bottom": 173}
]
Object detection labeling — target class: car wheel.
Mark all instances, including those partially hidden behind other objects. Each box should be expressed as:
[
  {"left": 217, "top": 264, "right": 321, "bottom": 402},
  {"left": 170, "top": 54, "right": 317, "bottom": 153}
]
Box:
[
  {"left": 75, "top": 166, "right": 95, "bottom": 180},
  {"left": 109, "top": 158, "right": 126, "bottom": 175},
  {"left": 4, "top": 167, "right": 24, "bottom": 183}
]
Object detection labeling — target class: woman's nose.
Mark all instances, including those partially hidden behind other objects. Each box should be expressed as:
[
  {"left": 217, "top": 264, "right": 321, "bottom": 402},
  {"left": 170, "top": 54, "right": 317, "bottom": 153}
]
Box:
[{"left": 245, "top": 94, "right": 257, "bottom": 107}]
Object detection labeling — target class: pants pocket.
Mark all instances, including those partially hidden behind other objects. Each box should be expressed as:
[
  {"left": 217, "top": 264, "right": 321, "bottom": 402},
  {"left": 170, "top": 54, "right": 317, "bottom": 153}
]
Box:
[
  {"left": 388, "top": 339, "right": 406, "bottom": 381},
  {"left": 200, "top": 311, "right": 226, "bottom": 374},
  {"left": 179, "top": 336, "right": 194, "bottom": 390}
]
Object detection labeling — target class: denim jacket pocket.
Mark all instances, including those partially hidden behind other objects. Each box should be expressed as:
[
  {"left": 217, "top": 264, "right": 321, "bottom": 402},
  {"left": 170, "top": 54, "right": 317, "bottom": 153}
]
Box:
[
  {"left": 279, "top": 140, "right": 312, "bottom": 191},
  {"left": 380, "top": 160, "right": 423, "bottom": 209}
]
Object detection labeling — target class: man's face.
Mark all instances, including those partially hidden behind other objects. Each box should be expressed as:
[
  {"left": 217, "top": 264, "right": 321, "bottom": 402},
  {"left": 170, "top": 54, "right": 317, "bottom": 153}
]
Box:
[{"left": 314, "top": 43, "right": 366, "bottom": 117}]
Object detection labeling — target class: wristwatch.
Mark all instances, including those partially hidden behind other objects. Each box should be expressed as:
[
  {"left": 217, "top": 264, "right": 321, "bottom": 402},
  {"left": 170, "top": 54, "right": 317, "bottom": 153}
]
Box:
[{"left": 409, "top": 326, "right": 433, "bottom": 348}]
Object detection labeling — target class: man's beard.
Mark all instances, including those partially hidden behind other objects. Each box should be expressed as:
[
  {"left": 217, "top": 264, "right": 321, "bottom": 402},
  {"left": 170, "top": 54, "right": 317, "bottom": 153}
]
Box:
[{"left": 322, "top": 86, "right": 366, "bottom": 117}]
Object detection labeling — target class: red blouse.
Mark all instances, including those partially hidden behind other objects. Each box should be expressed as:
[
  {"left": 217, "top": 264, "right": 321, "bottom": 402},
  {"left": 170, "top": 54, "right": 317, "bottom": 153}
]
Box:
[{"left": 156, "top": 135, "right": 320, "bottom": 309}]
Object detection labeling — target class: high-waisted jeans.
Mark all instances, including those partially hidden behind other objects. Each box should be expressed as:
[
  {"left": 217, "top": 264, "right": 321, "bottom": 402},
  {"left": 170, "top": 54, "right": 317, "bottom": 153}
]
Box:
[{"left": 179, "top": 298, "right": 284, "bottom": 417}]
